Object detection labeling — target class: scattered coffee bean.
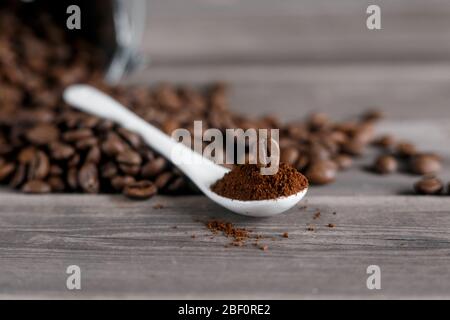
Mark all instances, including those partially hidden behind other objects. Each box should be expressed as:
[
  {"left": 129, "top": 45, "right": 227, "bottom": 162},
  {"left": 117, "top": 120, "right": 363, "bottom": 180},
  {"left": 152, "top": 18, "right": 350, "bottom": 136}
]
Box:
[
  {"left": 305, "top": 160, "right": 337, "bottom": 185},
  {"left": 374, "top": 155, "right": 398, "bottom": 174},
  {"left": 123, "top": 181, "right": 158, "bottom": 200},
  {"left": 396, "top": 142, "right": 417, "bottom": 158},
  {"left": 414, "top": 176, "right": 444, "bottom": 195},
  {"left": 410, "top": 154, "right": 442, "bottom": 175},
  {"left": 373, "top": 134, "right": 395, "bottom": 149},
  {"left": 333, "top": 154, "right": 353, "bottom": 170}
]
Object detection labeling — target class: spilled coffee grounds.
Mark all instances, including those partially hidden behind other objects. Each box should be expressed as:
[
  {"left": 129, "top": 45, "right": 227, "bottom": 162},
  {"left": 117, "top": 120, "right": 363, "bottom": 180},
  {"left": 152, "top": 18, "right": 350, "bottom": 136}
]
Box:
[{"left": 211, "top": 163, "right": 308, "bottom": 201}]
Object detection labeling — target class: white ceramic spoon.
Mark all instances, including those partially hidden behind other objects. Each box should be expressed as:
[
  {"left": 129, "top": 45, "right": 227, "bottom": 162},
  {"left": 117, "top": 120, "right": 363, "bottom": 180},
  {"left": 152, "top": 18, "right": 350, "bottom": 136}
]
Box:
[{"left": 63, "top": 85, "right": 308, "bottom": 217}]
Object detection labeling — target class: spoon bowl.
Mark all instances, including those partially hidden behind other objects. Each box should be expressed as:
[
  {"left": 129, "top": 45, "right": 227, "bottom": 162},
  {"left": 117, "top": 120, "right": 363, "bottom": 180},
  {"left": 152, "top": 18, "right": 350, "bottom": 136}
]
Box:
[{"left": 63, "top": 85, "right": 308, "bottom": 217}]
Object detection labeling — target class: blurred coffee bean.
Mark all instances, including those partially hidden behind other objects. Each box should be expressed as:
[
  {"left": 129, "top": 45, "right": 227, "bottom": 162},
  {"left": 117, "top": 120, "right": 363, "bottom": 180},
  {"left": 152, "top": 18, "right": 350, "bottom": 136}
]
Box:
[
  {"left": 101, "top": 133, "right": 127, "bottom": 156},
  {"left": 342, "top": 140, "right": 365, "bottom": 156},
  {"left": 373, "top": 134, "right": 395, "bottom": 149},
  {"left": 305, "top": 160, "right": 337, "bottom": 185},
  {"left": 48, "top": 176, "right": 65, "bottom": 192},
  {"left": 117, "top": 150, "right": 142, "bottom": 166},
  {"left": 117, "top": 128, "right": 142, "bottom": 149},
  {"left": 9, "top": 164, "right": 26, "bottom": 188},
  {"left": 22, "top": 180, "right": 51, "bottom": 194},
  {"left": 78, "top": 163, "right": 99, "bottom": 194},
  {"left": 86, "top": 146, "right": 101, "bottom": 164},
  {"left": 101, "top": 162, "right": 118, "bottom": 179},
  {"left": 63, "top": 129, "right": 93, "bottom": 142},
  {"left": 49, "top": 142, "right": 75, "bottom": 160},
  {"left": 26, "top": 124, "right": 59, "bottom": 145},
  {"left": 334, "top": 154, "right": 353, "bottom": 170},
  {"left": 66, "top": 168, "right": 78, "bottom": 190},
  {"left": 280, "top": 147, "right": 299, "bottom": 166},
  {"left": 410, "top": 154, "right": 441, "bottom": 175},
  {"left": 123, "top": 181, "right": 157, "bottom": 200},
  {"left": 18, "top": 147, "right": 37, "bottom": 164},
  {"left": 166, "top": 177, "right": 186, "bottom": 194},
  {"left": 0, "top": 162, "right": 15, "bottom": 181},
  {"left": 28, "top": 150, "right": 50, "bottom": 180},
  {"left": 75, "top": 137, "right": 98, "bottom": 150},
  {"left": 414, "top": 176, "right": 444, "bottom": 195},
  {"left": 374, "top": 155, "right": 398, "bottom": 174},
  {"left": 111, "top": 176, "right": 136, "bottom": 192},
  {"left": 155, "top": 172, "right": 173, "bottom": 189},
  {"left": 362, "top": 109, "right": 384, "bottom": 122},
  {"left": 119, "top": 164, "right": 141, "bottom": 176},
  {"left": 396, "top": 142, "right": 417, "bottom": 158},
  {"left": 141, "top": 157, "right": 166, "bottom": 178}
]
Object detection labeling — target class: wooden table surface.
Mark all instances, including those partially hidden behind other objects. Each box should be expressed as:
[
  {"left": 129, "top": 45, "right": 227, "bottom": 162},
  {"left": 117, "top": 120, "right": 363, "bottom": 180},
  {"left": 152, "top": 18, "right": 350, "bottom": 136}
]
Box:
[{"left": 1, "top": 0, "right": 450, "bottom": 299}]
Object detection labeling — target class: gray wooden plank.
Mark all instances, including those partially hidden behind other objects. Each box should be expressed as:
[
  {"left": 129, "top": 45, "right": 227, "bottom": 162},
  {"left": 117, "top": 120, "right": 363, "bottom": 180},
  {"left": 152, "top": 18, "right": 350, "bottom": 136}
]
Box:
[
  {"left": 0, "top": 194, "right": 449, "bottom": 299},
  {"left": 144, "top": 0, "right": 450, "bottom": 64}
]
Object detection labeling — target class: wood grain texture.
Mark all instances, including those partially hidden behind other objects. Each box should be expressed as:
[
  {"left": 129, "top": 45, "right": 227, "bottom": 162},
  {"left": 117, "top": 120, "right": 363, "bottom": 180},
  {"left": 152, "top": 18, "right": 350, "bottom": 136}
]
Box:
[
  {"left": 0, "top": 194, "right": 449, "bottom": 299},
  {"left": 145, "top": 0, "right": 450, "bottom": 64}
]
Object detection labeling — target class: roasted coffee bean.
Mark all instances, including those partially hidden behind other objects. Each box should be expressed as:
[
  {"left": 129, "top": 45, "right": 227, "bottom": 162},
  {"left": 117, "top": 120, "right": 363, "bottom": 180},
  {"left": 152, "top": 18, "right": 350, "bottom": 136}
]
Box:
[
  {"left": 414, "top": 176, "right": 444, "bottom": 195},
  {"left": 111, "top": 176, "right": 136, "bottom": 191},
  {"left": 362, "top": 109, "right": 384, "bottom": 122},
  {"left": 50, "top": 165, "right": 63, "bottom": 176},
  {"left": 119, "top": 163, "right": 141, "bottom": 176},
  {"left": 67, "top": 167, "right": 78, "bottom": 190},
  {"left": 116, "top": 150, "right": 142, "bottom": 166},
  {"left": 308, "top": 143, "right": 330, "bottom": 161},
  {"left": 0, "top": 162, "right": 15, "bottom": 181},
  {"left": 307, "top": 113, "right": 330, "bottom": 131},
  {"left": 166, "top": 177, "right": 186, "bottom": 193},
  {"left": 155, "top": 172, "right": 174, "bottom": 189},
  {"left": 68, "top": 154, "right": 81, "bottom": 167},
  {"left": 48, "top": 176, "right": 65, "bottom": 192},
  {"left": 410, "top": 154, "right": 441, "bottom": 175},
  {"left": 49, "top": 142, "right": 75, "bottom": 160},
  {"left": 123, "top": 181, "right": 158, "bottom": 200},
  {"left": 85, "top": 146, "right": 101, "bottom": 164},
  {"left": 63, "top": 129, "right": 93, "bottom": 142},
  {"left": 334, "top": 154, "right": 353, "bottom": 170},
  {"left": 117, "top": 128, "right": 142, "bottom": 149},
  {"left": 78, "top": 163, "right": 99, "bottom": 194},
  {"left": 396, "top": 142, "right": 417, "bottom": 158},
  {"left": 79, "top": 116, "right": 100, "bottom": 129},
  {"left": 101, "top": 162, "right": 118, "bottom": 179},
  {"left": 18, "top": 147, "right": 37, "bottom": 164},
  {"left": 305, "top": 160, "right": 337, "bottom": 185},
  {"left": 101, "top": 133, "right": 127, "bottom": 156},
  {"left": 22, "top": 180, "right": 51, "bottom": 194},
  {"left": 352, "top": 123, "right": 375, "bottom": 145},
  {"left": 75, "top": 137, "right": 98, "bottom": 150},
  {"left": 374, "top": 155, "right": 398, "bottom": 174},
  {"left": 373, "top": 134, "right": 395, "bottom": 149},
  {"left": 141, "top": 157, "right": 166, "bottom": 178},
  {"left": 296, "top": 155, "right": 310, "bottom": 171},
  {"left": 280, "top": 147, "right": 299, "bottom": 165},
  {"left": 25, "top": 124, "right": 59, "bottom": 145},
  {"left": 9, "top": 164, "right": 26, "bottom": 188},
  {"left": 28, "top": 150, "right": 50, "bottom": 180},
  {"left": 342, "top": 140, "right": 365, "bottom": 156}
]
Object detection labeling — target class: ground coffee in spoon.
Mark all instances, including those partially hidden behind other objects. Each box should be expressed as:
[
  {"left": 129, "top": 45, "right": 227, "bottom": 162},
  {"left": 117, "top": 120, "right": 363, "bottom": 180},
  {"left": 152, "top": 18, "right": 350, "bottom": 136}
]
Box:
[{"left": 211, "top": 163, "right": 308, "bottom": 201}]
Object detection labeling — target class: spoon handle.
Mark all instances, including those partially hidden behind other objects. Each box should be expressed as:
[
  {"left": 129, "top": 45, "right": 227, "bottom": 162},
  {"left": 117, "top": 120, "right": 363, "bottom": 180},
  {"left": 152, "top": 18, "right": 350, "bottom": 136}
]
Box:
[{"left": 63, "top": 85, "right": 222, "bottom": 182}]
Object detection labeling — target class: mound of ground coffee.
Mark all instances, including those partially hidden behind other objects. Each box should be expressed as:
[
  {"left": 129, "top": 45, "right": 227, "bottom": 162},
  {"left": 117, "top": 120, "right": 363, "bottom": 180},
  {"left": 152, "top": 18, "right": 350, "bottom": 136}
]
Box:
[{"left": 211, "top": 163, "right": 308, "bottom": 201}]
